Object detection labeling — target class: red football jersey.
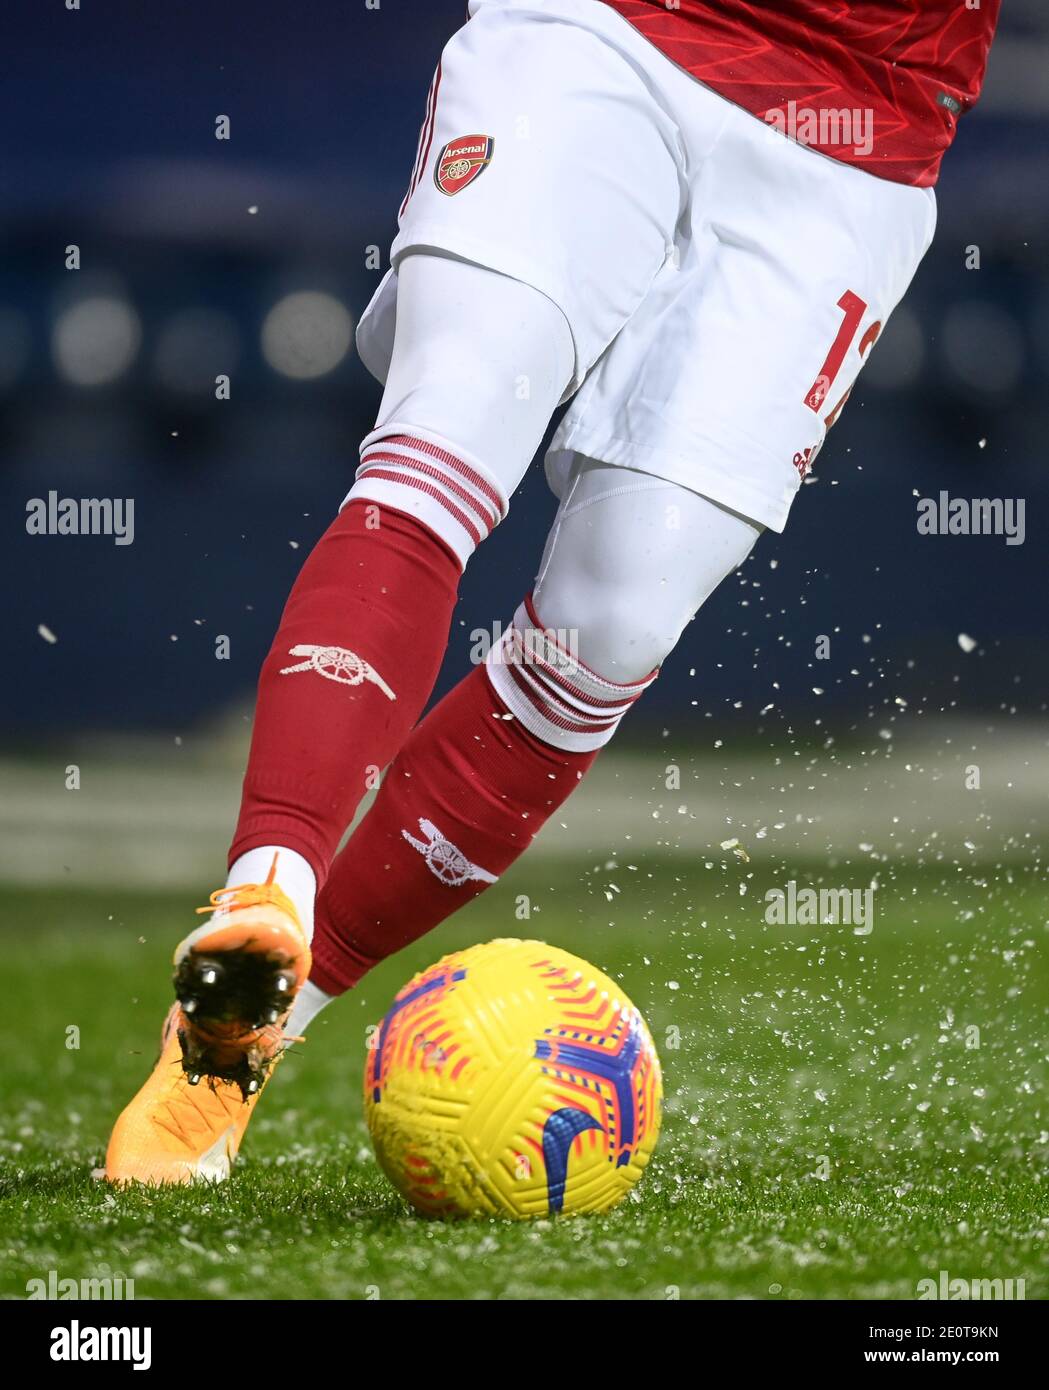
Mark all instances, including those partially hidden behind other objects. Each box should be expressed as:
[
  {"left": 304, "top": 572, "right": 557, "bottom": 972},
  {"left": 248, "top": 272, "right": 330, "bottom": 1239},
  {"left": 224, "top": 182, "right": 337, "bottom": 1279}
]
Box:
[{"left": 600, "top": 0, "right": 1001, "bottom": 186}]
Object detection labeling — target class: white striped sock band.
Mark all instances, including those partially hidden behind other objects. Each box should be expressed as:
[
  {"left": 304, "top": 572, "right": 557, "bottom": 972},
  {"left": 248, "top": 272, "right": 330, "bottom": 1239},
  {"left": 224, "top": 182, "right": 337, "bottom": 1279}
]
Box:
[
  {"left": 344, "top": 427, "right": 508, "bottom": 569},
  {"left": 486, "top": 595, "right": 657, "bottom": 752}
]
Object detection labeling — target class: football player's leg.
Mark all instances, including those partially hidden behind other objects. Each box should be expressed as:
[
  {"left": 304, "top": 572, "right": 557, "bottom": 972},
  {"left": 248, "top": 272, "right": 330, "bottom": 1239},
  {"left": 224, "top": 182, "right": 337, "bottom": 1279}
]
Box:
[
  {"left": 282, "top": 0, "right": 676, "bottom": 928},
  {"left": 227, "top": 251, "right": 573, "bottom": 909},
  {"left": 296, "top": 460, "right": 761, "bottom": 1014},
  {"left": 105, "top": 256, "right": 572, "bottom": 1184},
  {"left": 109, "top": 0, "right": 683, "bottom": 1177}
]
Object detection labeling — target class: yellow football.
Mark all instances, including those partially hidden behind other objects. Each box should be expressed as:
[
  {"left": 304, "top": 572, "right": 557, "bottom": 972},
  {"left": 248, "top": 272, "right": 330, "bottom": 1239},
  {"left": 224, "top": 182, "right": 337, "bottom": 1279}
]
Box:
[{"left": 364, "top": 938, "right": 662, "bottom": 1218}]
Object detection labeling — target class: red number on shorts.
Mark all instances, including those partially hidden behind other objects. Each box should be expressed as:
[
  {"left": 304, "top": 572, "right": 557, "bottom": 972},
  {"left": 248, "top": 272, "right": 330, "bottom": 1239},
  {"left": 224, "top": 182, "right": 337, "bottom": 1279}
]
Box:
[
  {"left": 823, "top": 318, "right": 882, "bottom": 429},
  {"left": 804, "top": 290, "right": 868, "bottom": 413}
]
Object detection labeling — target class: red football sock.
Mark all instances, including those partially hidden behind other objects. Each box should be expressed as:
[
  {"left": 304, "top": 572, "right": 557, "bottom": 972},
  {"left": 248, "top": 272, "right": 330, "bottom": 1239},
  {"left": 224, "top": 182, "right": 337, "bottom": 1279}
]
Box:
[
  {"left": 228, "top": 500, "right": 461, "bottom": 886},
  {"left": 309, "top": 663, "right": 599, "bottom": 995}
]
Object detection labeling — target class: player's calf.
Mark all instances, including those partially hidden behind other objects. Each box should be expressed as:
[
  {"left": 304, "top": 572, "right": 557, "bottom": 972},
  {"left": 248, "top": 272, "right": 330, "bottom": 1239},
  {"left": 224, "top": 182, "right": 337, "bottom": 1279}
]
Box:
[
  {"left": 304, "top": 465, "right": 763, "bottom": 1002},
  {"left": 307, "top": 599, "right": 654, "bottom": 994}
]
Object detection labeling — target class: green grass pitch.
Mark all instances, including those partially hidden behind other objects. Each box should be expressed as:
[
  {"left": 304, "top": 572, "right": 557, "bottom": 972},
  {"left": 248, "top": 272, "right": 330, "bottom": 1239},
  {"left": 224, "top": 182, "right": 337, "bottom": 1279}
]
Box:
[{"left": 1, "top": 856, "right": 1046, "bottom": 1300}]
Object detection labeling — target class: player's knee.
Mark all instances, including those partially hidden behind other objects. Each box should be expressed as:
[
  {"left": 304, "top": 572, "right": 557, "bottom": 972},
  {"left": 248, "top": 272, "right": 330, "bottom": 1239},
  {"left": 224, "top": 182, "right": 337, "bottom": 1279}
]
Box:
[
  {"left": 485, "top": 595, "right": 659, "bottom": 754},
  {"left": 569, "top": 588, "right": 689, "bottom": 685},
  {"left": 535, "top": 566, "right": 691, "bottom": 685},
  {"left": 534, "top": 465, "right": 764, "bottom": 680}
]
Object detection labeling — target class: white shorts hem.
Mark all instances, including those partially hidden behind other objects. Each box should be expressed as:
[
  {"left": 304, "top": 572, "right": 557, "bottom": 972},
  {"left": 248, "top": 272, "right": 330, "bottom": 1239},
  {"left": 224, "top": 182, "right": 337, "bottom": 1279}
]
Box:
[{"left": 546, "top": 431, "right": 792, "bottom": 533}]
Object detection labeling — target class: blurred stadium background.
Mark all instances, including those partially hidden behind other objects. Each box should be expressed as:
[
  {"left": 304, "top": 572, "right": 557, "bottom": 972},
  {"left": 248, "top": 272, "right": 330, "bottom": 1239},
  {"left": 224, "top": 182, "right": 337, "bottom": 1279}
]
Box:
[{"left": 2, "top": 0, "right": 1047, "bottom": 887}]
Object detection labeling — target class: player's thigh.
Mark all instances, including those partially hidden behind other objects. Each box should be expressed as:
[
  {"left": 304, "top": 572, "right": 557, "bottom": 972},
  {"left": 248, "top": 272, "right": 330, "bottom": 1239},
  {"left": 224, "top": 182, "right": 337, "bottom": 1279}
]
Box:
[
  {"left": 374, "top": 251, "right": 575, "bottom": 495},
  {"left": 706, "top": 125, "right": 938, "bottom": 500},
  {"left": 532, "top": 458, "right": 762, "bottom": 683},
  {"left": 347, "top": 253, "right": 575, "bottom": 569},
  {"left": 548, "top": 116, "right": 936, "bottom": 534},
  {"left": 372, "top": 2, "right": 683, "bottom": 390}
]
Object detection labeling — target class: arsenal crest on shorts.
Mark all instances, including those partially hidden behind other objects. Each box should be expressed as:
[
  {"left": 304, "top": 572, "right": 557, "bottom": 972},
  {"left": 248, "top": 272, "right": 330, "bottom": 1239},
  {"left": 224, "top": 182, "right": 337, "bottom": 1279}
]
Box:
[{"left": 434, "top": 134, "right": 494, "bottom": 196}]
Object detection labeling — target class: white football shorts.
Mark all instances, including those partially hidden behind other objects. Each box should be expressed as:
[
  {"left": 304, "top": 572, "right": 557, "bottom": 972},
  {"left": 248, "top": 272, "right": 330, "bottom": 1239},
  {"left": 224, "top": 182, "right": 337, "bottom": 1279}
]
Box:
[{"left": 356, "top": 0, "right": 937, "bottom": 533}]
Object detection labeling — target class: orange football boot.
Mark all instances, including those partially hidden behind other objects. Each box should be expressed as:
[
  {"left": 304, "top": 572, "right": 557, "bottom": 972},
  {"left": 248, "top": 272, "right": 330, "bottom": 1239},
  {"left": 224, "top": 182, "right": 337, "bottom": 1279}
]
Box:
[{"left": 105, "top": 857, "right": 310, "bottom": 1185}]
